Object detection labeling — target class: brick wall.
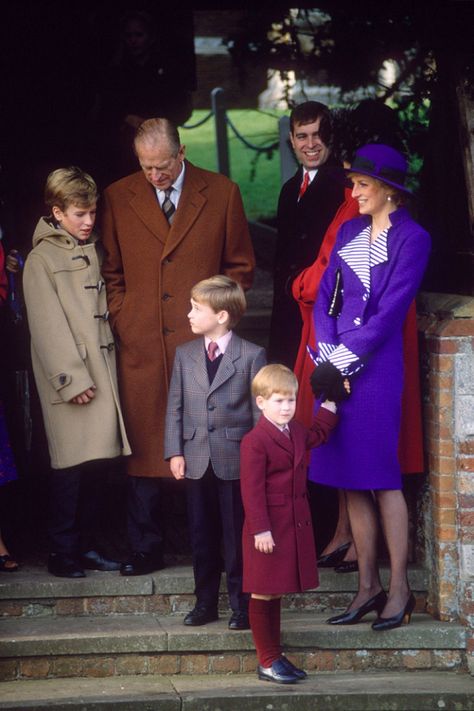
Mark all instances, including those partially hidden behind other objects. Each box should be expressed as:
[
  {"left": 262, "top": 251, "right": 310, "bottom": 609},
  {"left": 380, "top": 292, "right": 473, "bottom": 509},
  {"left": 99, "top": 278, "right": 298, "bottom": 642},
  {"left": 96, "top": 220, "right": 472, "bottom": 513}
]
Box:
[{"left": 418, "top": 292, "right": 474, "bottom": 672}]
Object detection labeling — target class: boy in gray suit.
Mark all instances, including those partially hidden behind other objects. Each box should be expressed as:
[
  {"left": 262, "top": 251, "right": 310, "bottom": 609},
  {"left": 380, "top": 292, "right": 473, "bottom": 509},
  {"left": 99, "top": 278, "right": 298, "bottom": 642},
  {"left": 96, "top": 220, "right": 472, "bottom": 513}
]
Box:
[{"left": 165, "top": 275, "right": 266, "bottom": 629}]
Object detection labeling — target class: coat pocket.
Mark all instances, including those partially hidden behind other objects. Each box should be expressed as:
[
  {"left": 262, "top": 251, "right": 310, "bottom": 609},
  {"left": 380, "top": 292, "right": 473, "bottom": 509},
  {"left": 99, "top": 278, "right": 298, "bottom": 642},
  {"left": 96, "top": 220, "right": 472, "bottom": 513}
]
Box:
[
  {"left": 225, "top": 426, "right": 249, "bottom": 442},
  {"left": 183, "top": 426, "right": 196, "bottom": 441}
]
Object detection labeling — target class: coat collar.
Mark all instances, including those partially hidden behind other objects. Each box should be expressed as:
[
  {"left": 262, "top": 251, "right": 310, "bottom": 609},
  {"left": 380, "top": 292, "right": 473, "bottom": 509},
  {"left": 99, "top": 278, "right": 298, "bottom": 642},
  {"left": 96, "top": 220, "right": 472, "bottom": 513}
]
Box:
[
  {"left": 257, "top": 413, "right": 294, "bottom": 455},
  {"left": 125, "top": 161, "right": 209, "bottom": 254}
]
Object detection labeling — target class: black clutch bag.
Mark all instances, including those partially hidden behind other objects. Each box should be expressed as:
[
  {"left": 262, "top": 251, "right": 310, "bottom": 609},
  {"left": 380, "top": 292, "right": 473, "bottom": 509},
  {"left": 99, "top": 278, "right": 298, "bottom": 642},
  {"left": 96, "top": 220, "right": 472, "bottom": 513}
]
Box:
[{"left": 327, "top": 267, "right": 343, "bottom": 318}]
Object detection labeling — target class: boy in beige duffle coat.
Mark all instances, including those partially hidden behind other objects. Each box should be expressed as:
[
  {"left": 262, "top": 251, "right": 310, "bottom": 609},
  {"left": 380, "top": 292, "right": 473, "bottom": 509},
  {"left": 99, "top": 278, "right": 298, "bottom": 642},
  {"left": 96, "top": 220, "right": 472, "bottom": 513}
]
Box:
[{"left": 23, "top": 167, "right": 130, "bottom": 578}]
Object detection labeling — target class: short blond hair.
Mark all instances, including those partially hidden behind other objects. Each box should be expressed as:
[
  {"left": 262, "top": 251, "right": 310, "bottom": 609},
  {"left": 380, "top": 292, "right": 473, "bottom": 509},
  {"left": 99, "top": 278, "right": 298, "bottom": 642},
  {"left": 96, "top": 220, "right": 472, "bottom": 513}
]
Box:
[
  {"left": 252, "top": 364, "right": 298, "bottom": 399},
  {"left": 190, "top": 275, "right": 246, "bottom": 329},
  {"left": 44, "top": 167, "right": 98, "bottom": 212}
]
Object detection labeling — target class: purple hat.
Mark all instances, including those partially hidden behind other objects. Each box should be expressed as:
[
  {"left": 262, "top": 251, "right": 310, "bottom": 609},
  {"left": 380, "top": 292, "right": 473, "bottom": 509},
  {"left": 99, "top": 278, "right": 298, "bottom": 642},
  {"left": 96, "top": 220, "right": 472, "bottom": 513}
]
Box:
[{"left": 345, "top": 143, "right": 412, "bottom": 194}]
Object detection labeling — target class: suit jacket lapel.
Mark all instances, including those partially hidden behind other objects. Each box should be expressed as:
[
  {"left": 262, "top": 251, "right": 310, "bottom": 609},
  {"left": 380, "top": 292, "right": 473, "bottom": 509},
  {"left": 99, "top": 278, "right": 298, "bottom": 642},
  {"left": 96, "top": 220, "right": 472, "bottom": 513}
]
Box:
[
  {"left": 162, "top": 161, "right": 207, "bottom": 259},
  {"left": 127, "top": 173, "right": 169, "bottom": 246},
  {"left": 189, "top": 340, "right": 210, "bottom": 392},
  {"left": 208, "top": 334, "right": 241, "bottom": 395}
]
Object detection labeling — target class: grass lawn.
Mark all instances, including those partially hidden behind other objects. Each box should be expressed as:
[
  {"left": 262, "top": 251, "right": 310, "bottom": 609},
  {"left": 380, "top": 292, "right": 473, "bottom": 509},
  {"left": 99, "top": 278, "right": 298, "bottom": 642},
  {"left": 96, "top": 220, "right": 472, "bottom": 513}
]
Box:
[{"left": 181, "top": 109, "right": 288, "bottom": 222}]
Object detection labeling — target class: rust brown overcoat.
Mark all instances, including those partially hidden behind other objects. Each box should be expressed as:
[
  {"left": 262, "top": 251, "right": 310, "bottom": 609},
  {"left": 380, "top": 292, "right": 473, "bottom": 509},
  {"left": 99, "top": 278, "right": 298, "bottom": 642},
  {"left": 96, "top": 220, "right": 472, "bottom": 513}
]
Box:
[{"left": 101, "top": 160, "right": 255, "bottom": 477}]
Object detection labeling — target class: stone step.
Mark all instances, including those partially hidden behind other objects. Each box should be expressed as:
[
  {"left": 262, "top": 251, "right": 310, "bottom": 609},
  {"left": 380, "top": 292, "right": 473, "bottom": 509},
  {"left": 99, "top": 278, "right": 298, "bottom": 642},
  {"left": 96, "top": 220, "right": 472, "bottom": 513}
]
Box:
[
  {"left": 0, "top": 610, "right": 466, "bottom": 681},
  {"left": 0, "top": 564, "right": 428, "bottom": 618},
  {"left": 0, "top": 671, "right": 473, "bottom": 710}
]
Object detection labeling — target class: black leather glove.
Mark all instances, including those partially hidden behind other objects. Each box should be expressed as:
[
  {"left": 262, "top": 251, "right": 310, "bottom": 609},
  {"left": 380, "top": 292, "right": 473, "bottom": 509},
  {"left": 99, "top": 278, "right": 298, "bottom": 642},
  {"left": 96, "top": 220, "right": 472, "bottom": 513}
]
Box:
[{"left": 310, "top": 361, "right": 350, "bottom": 403}]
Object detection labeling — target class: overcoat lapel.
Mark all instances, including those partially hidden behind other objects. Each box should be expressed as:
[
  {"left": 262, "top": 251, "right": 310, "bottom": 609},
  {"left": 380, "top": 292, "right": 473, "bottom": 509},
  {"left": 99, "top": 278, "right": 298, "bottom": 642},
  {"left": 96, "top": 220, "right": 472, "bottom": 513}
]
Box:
[
  {"left": 127, "top": 173, "right": 169, "bottom": 246},
  {"left": 162, "top": 162, "right": 208, "bottom": 259},
  {"left": 259, "top": 414, "right": 294, "bottom": 455}
]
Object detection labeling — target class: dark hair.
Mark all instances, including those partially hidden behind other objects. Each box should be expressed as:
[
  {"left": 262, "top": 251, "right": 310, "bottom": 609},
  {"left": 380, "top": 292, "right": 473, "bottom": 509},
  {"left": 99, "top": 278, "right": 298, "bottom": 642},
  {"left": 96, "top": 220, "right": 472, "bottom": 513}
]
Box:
[{"left": 289, "top": 101, "right": 332, "bottom": 146}]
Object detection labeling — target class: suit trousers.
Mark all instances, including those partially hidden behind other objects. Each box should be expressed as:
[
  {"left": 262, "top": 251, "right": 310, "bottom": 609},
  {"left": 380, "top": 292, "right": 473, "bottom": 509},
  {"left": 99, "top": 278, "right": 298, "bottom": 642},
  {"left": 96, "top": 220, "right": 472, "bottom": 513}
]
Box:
[
  {"left": 185, "top": 463, "right": 248, "bottom": 613},
  {"left": 126, "top": 476, "right": 164, "bottom": 554},
  {"left": 48, "top": 461, "right": 105, "bottom": 555}
]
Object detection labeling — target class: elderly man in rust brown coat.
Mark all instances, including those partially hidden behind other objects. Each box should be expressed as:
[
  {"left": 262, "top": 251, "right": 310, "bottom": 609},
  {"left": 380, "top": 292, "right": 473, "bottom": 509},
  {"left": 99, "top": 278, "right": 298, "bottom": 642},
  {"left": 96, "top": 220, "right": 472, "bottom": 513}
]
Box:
[{"left": 101, "top": 118, "right": 255, "bottom": 575}]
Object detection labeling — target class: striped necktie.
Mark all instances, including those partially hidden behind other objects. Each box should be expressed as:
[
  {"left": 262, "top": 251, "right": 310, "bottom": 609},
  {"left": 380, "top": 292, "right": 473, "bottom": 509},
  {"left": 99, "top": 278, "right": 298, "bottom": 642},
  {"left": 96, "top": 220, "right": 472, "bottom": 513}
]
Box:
[{"left": 162, "top": 188, "right": 175, "bottom": 223}]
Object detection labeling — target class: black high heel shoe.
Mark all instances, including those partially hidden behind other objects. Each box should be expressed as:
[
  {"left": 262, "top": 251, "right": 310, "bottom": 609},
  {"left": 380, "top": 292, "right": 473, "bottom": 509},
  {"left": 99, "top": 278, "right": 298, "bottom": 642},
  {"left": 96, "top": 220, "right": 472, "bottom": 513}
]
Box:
[
  {"left": 372, "top": 592, "right": 416, "bottom": 631},
  {"left": 317, "top": 542, "right": 351, "bottom": 568},
  {"left": 327, "top": 589, "right": 387, "bottom": 625}
]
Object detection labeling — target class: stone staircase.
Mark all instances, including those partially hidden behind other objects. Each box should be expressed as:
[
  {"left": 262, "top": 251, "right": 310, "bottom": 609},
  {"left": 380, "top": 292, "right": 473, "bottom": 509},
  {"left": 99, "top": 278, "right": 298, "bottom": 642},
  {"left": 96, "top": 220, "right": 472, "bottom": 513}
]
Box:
[{"left": 0, "top": 563, "right": 472, "bottom": 710}]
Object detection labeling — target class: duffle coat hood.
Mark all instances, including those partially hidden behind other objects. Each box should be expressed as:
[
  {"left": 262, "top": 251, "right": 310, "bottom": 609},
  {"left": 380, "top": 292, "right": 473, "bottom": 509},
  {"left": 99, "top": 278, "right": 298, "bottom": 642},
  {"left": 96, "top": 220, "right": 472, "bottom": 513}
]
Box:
[{"left": 23, "top": 217, "right": 131, "bottom": 469}]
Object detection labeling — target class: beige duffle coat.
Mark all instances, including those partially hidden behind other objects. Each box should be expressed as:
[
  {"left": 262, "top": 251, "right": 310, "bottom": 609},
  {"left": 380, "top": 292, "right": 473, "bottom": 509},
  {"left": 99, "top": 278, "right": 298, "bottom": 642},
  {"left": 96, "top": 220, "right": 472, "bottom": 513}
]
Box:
[{"left": 23, "top": 218, "right": 131, "bottom": 469}]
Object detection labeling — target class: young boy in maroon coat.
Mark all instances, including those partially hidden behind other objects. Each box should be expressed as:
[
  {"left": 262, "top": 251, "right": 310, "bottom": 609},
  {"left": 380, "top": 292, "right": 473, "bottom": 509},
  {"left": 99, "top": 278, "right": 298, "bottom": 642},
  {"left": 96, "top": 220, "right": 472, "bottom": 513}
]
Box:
[{"left": 240, "top": 364, "right": 344, "bottom": 684}]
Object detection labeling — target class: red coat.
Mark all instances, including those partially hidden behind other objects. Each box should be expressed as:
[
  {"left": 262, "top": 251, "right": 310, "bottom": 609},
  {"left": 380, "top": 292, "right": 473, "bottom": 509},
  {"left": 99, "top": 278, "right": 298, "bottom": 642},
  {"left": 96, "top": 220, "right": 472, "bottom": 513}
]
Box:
[
  {"left": 240, "top": 409, "right": 337, "bottom": 595},
  {"left": 291, "top": 191, "right": 424, "bottom": 473}
]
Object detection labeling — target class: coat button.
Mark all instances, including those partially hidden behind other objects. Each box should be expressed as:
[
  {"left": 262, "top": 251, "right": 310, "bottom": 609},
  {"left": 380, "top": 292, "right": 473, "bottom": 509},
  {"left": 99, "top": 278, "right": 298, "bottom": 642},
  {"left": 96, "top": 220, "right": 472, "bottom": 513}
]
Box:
[
  {"left": 353, "top": 317, "right": 361, "bottom": 325},
  {"left": 59, "top": 373, "right": 67, "bottom": 385},
  {"left": 208, "top": 426, "right": 215, "bottom": 432},
  {"left": 163, "top": 257, "right": 172, "bottom": 264},
  {"left": 208, "top": 405, "right": 215, "bottom": 411},
  {"left": 162, "top": 293, "right": 172, "bottom": 301},
  {"left": 163, "top": 327, "right": 175, "bottom": 336}
]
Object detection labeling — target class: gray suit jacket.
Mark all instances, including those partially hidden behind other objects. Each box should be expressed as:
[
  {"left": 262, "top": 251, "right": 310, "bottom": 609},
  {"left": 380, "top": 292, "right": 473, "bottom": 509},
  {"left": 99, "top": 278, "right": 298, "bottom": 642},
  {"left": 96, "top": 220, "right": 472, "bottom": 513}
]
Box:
[{"left": 164, "top": 333, "right": 266, "bottom": 480}]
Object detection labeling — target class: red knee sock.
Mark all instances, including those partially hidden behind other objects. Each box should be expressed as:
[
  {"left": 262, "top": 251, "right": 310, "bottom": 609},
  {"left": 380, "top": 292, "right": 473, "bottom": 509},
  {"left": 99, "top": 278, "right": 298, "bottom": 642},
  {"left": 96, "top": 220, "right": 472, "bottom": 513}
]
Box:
[{"left": 249, "top": 597, "right": 281, "bottom": 667}]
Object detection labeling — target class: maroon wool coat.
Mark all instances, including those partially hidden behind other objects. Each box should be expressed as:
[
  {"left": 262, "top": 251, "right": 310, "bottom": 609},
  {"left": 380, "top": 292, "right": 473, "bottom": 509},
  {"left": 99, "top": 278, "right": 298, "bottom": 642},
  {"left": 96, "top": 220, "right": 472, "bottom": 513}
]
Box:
[
  {"left": 240, "top": 408, "right": 337, "bottom": 595},
  {"left": 101, "top": 161, "right": 255, "bottom": 477}
]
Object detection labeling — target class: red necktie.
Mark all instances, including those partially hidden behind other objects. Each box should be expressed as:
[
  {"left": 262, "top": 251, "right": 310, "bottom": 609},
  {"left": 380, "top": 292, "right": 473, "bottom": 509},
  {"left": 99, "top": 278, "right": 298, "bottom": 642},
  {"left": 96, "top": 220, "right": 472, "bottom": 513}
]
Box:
[
  {"left": 298, "top": 171, "right": 310, "bottom": 199},
  {"left": 207, "top": 341, "right": 219, "bottom": 361}
]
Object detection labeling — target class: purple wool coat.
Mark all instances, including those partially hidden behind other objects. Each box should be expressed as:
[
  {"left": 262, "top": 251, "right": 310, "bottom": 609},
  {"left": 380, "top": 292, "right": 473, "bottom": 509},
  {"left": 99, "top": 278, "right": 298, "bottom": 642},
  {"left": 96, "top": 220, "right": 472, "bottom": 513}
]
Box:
[{"left": 309, "top": 208, "right": 431, "bottom": 491}]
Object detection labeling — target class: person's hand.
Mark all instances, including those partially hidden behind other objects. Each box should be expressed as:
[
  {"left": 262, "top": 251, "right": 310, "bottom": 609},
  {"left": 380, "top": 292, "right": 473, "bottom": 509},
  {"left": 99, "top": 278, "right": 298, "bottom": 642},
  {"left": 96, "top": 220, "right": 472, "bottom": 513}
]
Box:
[
  {"left": 6, "top": 250, "right": 21, "bottom": 273},
  {"left": 254, "top": 531, "right": 275, "bottom": 554},
  {"left": 170, "top": 455, "right": 186, "bottom": 480},
  {"left": 310, "top": 361, "right": 351, "bottom": 403},
  {"left": 70, "top": 386, "right": 96, "bottom": 404}
]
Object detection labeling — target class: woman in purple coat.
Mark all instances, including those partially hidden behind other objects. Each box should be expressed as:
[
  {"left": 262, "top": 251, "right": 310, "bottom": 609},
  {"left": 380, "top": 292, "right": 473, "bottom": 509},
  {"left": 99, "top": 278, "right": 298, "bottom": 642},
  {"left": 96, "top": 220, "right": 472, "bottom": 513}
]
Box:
[{"left": 309, "top": 144, "right": 431, "bottom": 631}]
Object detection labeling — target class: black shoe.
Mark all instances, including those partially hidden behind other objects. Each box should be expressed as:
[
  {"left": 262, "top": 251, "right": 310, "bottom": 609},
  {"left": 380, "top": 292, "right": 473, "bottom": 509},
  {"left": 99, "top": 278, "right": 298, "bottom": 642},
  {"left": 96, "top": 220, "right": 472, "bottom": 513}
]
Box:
[
  {"left": 280, "top": 656, "right": 307, "bottom": 679},
  {"left": 80, "top": 550, "right": 121, "bottom": 572},
  {"left": 257, "top": 658, "right": 299, "bottom": 684},
  {"left": 372, "top": 592, "right": 416, "bottom": 631},
  {"left": 48, "top": 553, "right": 85, "bottom": 578},
  {"left": 334, "top": 559, "right": 359, "bottom": 574},
  {"left": 184, "top": 606, "right": 218, "bottom": 626},
  {"left": 317, "top": 542, "right": 351, "bottom": 568},
  {"left": 120, "top": 551, "right": 165, "bottom": 576},
  {"left": 327, "top": 589, "right": 387, "bottom": 625},
  {"left": 228, "top": 610, "right": 250, "bottom": 630}
]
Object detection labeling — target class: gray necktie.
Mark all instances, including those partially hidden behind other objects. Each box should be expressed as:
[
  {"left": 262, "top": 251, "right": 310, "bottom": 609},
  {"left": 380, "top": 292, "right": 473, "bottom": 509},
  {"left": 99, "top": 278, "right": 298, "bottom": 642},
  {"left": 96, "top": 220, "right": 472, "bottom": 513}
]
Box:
[{"left": 162, "top": 188, "right": 175, "bottom": 224}]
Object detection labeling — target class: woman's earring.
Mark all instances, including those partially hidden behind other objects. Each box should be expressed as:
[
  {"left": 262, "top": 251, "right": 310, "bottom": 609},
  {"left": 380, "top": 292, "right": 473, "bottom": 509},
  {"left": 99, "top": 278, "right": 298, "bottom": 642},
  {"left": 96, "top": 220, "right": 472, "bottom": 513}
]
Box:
[{"left": 387, "top": 195, "right": 392, "bottom": 202}]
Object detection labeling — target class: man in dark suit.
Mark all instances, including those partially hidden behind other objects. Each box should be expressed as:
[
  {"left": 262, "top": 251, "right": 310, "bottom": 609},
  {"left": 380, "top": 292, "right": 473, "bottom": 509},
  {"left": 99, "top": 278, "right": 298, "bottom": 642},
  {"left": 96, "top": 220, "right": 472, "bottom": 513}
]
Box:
[{"left": 268, "top": 101, "right": 345, "bottom": 367}]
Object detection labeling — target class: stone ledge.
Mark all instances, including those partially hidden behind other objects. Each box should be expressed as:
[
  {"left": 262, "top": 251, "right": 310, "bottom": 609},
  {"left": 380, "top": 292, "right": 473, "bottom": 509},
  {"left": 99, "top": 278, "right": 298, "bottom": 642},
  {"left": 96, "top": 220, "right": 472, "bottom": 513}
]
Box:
[
  {"left": 0, "top": 564, "right": 428, "bottom": 601},
  {"left": 0, "top": 672, "right": 473, "bottom": 710},
  {"left": 0, "top": 612, "right": 465, "bottom": 658}
]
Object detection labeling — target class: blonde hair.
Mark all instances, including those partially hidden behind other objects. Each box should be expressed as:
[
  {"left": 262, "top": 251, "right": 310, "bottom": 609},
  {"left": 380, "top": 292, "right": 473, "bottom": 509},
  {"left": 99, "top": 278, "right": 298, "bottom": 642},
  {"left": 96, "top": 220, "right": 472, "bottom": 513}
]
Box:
[
  {"left": 252, "top": 364, "right": 298, "bottom": 399},
  {"left": 191, "top": 275, "right": 246, "bottom": 329},
  {"left": 44, "top": 167, "right": 98, "bottom": 211}
]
